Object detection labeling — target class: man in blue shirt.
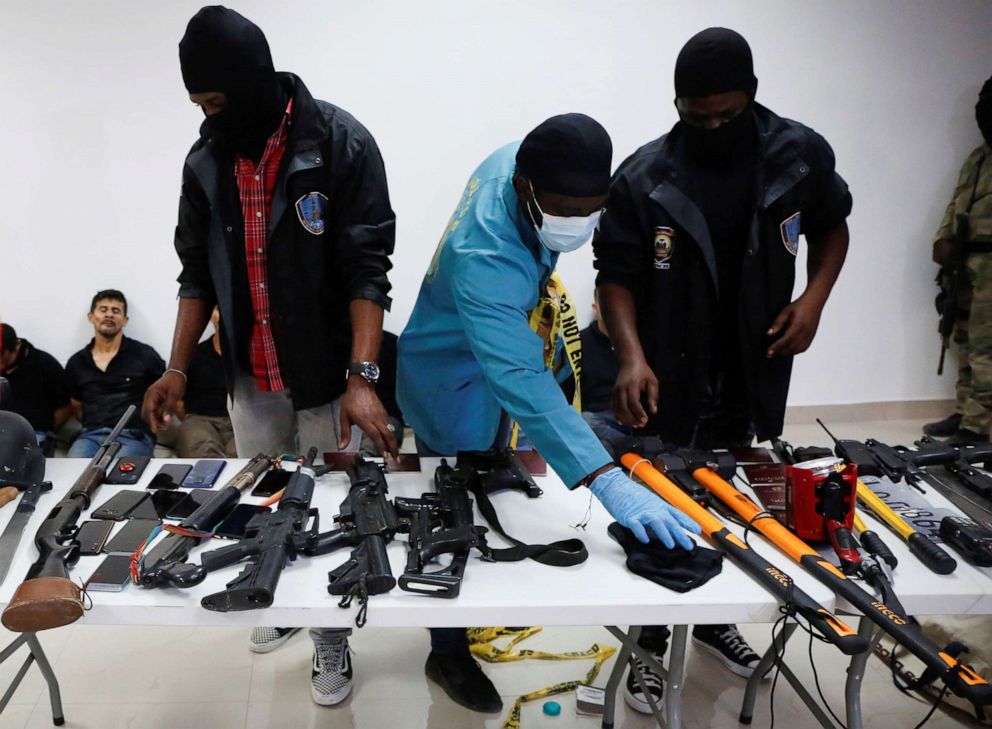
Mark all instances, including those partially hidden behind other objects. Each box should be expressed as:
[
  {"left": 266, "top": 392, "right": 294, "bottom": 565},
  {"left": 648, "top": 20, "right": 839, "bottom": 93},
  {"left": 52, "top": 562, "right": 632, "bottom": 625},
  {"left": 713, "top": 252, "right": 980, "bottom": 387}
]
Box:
[{"left": 398, "top": 114, "right": 700, "bottom": 713}]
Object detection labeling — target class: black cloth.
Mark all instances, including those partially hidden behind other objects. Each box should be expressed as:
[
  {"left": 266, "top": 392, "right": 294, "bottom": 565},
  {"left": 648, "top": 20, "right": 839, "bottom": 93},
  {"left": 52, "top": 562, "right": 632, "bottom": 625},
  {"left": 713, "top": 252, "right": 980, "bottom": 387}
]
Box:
[
  {"left": 608, "top": 522, "right": 723, "bottom": 593},
  {"left": 674, "top": 27, "right": 757, "bottom": 98},
  {"left": 978, "top": 76, "right": 992, "bottom": 147},
  {"left": 0, "top": 339, "right": 70, "bottom": 433},
  {"left": 579, "top": 324, "right": 618, "bottom": 413},
  {"left": 594, "top": 103, "right": 852, "bottom": 444},
  {"left": 175, "top": 73, "right": 395, "bottom": 411},
  {"left": 516, "top": 113, "right": 612, "bottom": 196},
  {"left": 184, "top": 338, "right": 229, "bottom": 417},
  {"left": 179, "top": 6, "right": 287, "bottom": 161},
  {"left": 65, "top": 336, "right": 164, "bottom": 435},
  {"left": 376, "top": 331, "right": 402, "bottom": 421}
]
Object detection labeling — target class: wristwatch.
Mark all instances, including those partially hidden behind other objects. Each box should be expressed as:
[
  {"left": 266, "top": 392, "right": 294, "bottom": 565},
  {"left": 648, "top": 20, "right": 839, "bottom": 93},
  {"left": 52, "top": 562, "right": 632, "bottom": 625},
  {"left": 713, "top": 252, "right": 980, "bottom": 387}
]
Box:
[{"left": 347, "top": 361, "right": 380, "bottom": 385}]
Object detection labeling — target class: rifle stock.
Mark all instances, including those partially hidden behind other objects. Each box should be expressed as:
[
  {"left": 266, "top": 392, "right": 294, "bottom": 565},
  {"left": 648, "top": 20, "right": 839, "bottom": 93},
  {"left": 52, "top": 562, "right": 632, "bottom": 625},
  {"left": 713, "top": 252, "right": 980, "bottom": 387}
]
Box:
[{"left": 2, "top": 405, "right": 135, "bottom": 632}]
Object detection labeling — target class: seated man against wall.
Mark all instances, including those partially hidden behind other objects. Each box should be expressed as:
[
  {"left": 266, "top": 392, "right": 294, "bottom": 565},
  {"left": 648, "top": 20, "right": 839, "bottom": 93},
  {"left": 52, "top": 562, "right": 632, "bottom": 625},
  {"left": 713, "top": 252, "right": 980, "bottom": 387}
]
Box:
[
  {"left": 175, "top": 307, "right": 235, "bottom": 458},
  {"left": 66, "top": 290, "right": 164, "bottom": 457},
  {"left": 578, "top": 290, "right": 630, "bottom": 444},
  {"left": 398, "top": 114, "right": 700, "bottom": 713},
  {"left": 0, "top": 323, "right": 72, "bottom": 456}
]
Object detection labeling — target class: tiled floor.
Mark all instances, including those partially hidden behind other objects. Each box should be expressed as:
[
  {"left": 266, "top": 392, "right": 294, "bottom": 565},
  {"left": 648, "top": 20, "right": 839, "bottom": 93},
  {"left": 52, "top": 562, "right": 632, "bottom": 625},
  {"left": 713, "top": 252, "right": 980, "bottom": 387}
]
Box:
[{"left": 0, "top": 418, "right": 985, "bottom": 729}]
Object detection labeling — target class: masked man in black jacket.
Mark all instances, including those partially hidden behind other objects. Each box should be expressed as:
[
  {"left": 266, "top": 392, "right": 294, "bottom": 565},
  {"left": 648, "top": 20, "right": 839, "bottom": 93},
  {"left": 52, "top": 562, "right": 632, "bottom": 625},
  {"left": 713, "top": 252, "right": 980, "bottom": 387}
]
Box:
[
  {"left": 141, "top": 6, "right": 397, "bottom": 708},
  {"left": 594, "top": 28, "right": 852, "bottom": 713}
]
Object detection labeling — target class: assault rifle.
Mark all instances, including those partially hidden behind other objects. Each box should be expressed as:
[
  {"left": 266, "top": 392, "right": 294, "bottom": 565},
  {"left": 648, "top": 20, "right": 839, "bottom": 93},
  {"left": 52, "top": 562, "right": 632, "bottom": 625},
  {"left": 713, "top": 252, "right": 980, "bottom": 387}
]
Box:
[
  {"left": 396, "top": 459, "right": 492, "bottom": 598},
  {"left": 2, "top": 405, "right": 136, "bottom": 632},
  {"left": 173, "top": 448, "right": 319, "bottom": 612},
  {"left": 138, "top": 454, "right": 272, "bottom": 588},
  {"left": 318, "top": 457, "right": 404, "bottom": 615}
]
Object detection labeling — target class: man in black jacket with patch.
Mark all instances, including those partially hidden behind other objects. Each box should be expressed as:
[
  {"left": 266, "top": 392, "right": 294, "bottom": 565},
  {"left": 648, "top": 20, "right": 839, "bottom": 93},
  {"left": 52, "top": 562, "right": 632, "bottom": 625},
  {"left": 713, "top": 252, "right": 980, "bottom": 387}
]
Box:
[
  {"left": 594, "top": 28, "right": 852, "bottom": 713},
  {"left": 141, "top": 6, "right": 396, "bottom": 709}
]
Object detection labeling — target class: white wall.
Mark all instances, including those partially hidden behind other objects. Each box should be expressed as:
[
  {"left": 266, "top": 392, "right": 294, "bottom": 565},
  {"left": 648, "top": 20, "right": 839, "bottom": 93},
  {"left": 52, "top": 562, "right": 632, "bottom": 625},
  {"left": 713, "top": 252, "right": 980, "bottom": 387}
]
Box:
[{"left": 2, "top": 0, "right": 991, "bottom": 406}]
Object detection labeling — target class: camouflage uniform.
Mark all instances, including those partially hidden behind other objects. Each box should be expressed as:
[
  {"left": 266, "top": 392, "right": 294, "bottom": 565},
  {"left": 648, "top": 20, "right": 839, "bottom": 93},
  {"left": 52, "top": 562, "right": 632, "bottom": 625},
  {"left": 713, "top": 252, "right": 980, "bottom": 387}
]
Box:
[{"left": 937, "top": 143, "right": 992, "bottom": 434}]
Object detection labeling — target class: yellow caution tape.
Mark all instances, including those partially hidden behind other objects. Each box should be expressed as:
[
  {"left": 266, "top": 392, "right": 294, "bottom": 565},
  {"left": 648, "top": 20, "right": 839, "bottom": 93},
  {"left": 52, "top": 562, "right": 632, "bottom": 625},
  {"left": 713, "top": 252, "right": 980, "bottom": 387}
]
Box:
[
  {"left": 467, "top": 626, "right": 615, "bottom": 729},
  {"left": 510, "top": 272, "right": 582, "bottom": 449}
]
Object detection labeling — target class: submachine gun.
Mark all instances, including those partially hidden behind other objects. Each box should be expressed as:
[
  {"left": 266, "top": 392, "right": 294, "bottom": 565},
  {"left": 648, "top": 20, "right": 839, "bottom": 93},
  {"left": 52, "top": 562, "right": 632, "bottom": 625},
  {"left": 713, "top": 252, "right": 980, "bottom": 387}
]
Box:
[
  {"left": 138, "top": 454, "right": 272, "bottom": 588},
  {"left": 395, "top": 459, "right": 492, "bottom": 598},
  {"left": 171, "top": 448, "right": 320, "bottom": 612},
  {"left": 2, "top": 406, "right": 136, "bottom": 632}
]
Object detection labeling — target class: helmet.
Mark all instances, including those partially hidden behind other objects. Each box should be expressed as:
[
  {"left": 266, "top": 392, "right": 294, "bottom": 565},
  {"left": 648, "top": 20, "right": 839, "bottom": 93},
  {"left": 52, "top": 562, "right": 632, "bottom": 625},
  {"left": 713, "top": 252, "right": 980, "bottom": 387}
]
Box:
[{"left": 0, "top": 409, "right": 45, "bottom": 485}]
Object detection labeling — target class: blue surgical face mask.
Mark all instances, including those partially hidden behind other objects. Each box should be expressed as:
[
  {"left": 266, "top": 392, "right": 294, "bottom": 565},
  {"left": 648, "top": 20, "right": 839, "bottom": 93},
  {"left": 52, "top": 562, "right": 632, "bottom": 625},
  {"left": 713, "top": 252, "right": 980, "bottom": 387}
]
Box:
[{"left": 526, "top": 181, "right": 603, "bottom": 253}]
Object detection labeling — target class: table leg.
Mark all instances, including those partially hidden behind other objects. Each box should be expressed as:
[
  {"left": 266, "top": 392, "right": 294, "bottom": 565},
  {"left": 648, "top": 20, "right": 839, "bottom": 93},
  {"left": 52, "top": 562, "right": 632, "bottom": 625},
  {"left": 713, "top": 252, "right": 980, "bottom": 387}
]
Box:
[
  {"left": 603, "top": 626, "right": 686, "bottom": 729},
  {"left": 845, "top": 617, "right": 880, "bottom": 729},
  {"left": 0, "top": 633, "right": 64, "bottom": 726},
  {"left": 739, "top": 621, "right": 797, "bottom": 725}
]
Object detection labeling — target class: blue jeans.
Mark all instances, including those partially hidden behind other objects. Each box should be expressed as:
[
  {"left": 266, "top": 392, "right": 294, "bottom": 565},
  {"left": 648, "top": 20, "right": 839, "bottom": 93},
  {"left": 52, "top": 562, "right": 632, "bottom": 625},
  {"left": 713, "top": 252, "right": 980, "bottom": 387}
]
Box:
[
  {"left": 66, "top": 427, "right": 155, "bottom": 458},
  {"left": 582, "top": 410, "right": 632, "bottom": 445}
]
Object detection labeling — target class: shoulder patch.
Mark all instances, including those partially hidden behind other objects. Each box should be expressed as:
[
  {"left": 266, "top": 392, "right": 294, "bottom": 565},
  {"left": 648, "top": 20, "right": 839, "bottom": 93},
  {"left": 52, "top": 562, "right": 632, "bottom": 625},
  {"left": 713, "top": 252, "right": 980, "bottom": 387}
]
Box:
[
  {"left": 295, "top": 192, "right": 328, "bottom": 235},
  {"left": 780, "top": 212, "right": 801, "bottom": 256}
]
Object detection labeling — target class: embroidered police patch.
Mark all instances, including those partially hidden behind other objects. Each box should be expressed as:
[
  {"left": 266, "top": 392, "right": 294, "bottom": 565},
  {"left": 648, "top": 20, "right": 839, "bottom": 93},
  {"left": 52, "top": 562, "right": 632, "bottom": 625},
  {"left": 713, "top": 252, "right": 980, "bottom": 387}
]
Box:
[
  {"left": 295, "top": 192, "right": 328, "bottom": 235},
  {"left": 780, "top": 212, "right": 801, "bottom": 256},
  {"left": 654, "top": 226, "right": 675, "bottom": 269}
]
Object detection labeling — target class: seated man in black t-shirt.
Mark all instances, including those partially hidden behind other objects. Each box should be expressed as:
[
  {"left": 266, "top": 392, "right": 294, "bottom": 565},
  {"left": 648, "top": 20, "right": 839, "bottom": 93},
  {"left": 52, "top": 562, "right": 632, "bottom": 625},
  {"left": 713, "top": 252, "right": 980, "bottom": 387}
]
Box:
[
  {"left": 65, "top": 290, "right": 165, "bottom": 457},
  {"left": 176, "top": 308, "right": 236, "bottom": 458},
  {"left": 579, "top": 290, "right": 631, "bottom": 444},
  {"left": 0, "top": 323, "right": 72, "bottom": 456}
]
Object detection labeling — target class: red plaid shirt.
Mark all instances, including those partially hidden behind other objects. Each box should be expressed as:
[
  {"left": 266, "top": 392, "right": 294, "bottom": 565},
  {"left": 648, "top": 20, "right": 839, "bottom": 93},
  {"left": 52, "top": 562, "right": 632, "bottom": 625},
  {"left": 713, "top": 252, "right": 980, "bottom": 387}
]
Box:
[{"left": 235, "top": 100, "right": 292, "bottom": 392}]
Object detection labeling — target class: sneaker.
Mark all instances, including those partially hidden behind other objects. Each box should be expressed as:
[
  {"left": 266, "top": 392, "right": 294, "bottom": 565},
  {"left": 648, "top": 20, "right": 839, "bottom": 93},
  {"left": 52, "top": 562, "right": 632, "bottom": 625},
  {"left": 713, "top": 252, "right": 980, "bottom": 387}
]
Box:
[
  {"left": 944, "top": 428, "right": 989, "bottom": 446},
  {"left": 691, "top": 624, "right": 762, "bottom": 678},
  {"left": 425, "top": 650, "right": 503, "bottom": 713},
  {"left": 248, "top": 627, "right": 301, "bottom": 654},
  {"left": 311, "top": 638, "right": 353, "bottom": 706},
  {"left": 923, "top": 413, "right": 962, "bottom": 438},
  {"left": 624, "top": 653, "right": 665, "bottom": 715}
]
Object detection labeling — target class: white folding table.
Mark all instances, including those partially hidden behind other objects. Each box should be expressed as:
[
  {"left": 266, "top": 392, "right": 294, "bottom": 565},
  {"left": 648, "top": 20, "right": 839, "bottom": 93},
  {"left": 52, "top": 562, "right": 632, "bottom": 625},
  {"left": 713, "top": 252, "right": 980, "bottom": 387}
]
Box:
[{"left": 0, "top": 457, "right": 843, "bottom": 728}]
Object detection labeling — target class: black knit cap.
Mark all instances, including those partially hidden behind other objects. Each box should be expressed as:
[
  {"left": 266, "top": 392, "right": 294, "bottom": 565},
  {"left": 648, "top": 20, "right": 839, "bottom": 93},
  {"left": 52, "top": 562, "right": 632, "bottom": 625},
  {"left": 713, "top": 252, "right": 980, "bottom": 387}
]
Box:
[
  {"left": 516, "top": 113, "right": 612, "bottom": 197},
  {"left": 982, "top": 75, "right": 992, "bottom": 97},
  {"left": 674, "top": 27, "right": 758, "bottom": 99},
  {"left": 179, "top": 6, "right": 274, "bottom": 93}
]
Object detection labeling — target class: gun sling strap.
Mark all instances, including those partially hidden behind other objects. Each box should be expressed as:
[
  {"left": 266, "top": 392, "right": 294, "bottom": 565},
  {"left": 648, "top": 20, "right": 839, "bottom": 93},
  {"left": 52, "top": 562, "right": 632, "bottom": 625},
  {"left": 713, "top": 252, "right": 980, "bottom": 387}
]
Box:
[{"left": 467, "top": 478, "right": 588, "bottom": 567}]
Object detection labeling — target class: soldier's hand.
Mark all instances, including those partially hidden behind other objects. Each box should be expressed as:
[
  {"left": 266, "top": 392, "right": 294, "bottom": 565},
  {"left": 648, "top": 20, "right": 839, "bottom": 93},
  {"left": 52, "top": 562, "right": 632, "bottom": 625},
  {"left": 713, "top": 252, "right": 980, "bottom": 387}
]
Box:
[
  {"left": 142, "top": 371, "right": 186, "bottom": 431},
  {"left": 612, "top": 357, "right": 658, "bottom": 428},
  {"left": 338, "top": 378, "right": 399, "bottom": 456},
  {"left": 767, "top": 295, "right": 824, "bottom": 357},
  {"left": 933, "top": 239, "right": 955, "bottom": 266}
]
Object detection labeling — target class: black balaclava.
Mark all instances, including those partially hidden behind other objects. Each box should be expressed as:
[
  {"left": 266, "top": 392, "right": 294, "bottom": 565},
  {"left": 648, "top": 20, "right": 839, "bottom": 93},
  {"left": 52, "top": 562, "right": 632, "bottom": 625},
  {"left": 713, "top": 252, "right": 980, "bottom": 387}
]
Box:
[
  {"left": 978, "top": 76, "right": 992, "bottom": 147},
  {"left": 516, "top": 113, "right": 613, "bottom": 196},
  {"left": 179, "top": 6, "right": 288, "bottom": 161},
  {"left": 674, "top": 27, "right": 759, "bottom": 166}
]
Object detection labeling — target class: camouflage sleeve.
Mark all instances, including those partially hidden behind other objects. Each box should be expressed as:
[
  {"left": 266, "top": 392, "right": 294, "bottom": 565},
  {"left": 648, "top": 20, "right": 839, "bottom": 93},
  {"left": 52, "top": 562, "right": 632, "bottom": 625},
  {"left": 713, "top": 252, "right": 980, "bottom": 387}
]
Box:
[{"left": 935, "top": 148, "right": 982, "bottom": 243}]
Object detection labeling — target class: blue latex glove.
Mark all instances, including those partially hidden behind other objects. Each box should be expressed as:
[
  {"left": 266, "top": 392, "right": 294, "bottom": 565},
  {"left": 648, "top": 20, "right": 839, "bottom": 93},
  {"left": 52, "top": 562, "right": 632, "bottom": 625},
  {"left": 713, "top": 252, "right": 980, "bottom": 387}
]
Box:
[{"left": 589, "top": 467, "right": 701, "bottom": 549}]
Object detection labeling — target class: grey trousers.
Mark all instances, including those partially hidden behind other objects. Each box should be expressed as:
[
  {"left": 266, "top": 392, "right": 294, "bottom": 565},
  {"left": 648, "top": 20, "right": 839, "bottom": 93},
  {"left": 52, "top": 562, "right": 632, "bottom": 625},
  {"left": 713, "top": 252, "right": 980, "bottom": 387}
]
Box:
[{"left": 228, "top": 369, "right": 354, "bottom": 644}]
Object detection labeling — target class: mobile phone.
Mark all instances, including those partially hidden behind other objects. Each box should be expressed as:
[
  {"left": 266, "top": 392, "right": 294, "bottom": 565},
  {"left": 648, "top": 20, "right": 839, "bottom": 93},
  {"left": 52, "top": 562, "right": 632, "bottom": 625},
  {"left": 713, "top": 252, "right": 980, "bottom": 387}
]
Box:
[
  {"left": 165, "top": 490, "right": 213, "bottom": 520},
  {"left": 103, "top": 519, "right": 161, "bottom": 555},
  {"left": 91, "top": 490, "right": 151, "bottom": 521},
  {"left": 128, "top": 494, "right": 162, "bottom": 521},
  {"left": 150, "top": 489, "right": 190, "bottom": 519},
  {"left": 181, "top": 460, "right": 227, "bottom": 488},
  {"left": 75, "top": 520, "right": 114, "bottom": 556},
  {"left": 86, "top": 555, "right": 133, "bottom": 592},
  {"left": 105, "top": 456, "right": 152, "bottom": 485},
  {"left": 214, "top": 504, "right": 270, "bottom": 540},
  {"left": 147, "top": 463, "right": 193, "bottom": 490},
  {"left": 251, "top": 469, "right": 291, "bottom": 497}
]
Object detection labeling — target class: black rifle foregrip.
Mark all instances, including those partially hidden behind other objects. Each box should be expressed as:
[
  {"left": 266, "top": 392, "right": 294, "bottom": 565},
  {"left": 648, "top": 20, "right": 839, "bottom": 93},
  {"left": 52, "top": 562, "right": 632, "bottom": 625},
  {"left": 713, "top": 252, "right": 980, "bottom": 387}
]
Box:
[
  {"left": 860, "top": 530, "right": 898, "bottom": 569},
  {"left": 907, "top": 533, "right": 957, "bottom": 575}
]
